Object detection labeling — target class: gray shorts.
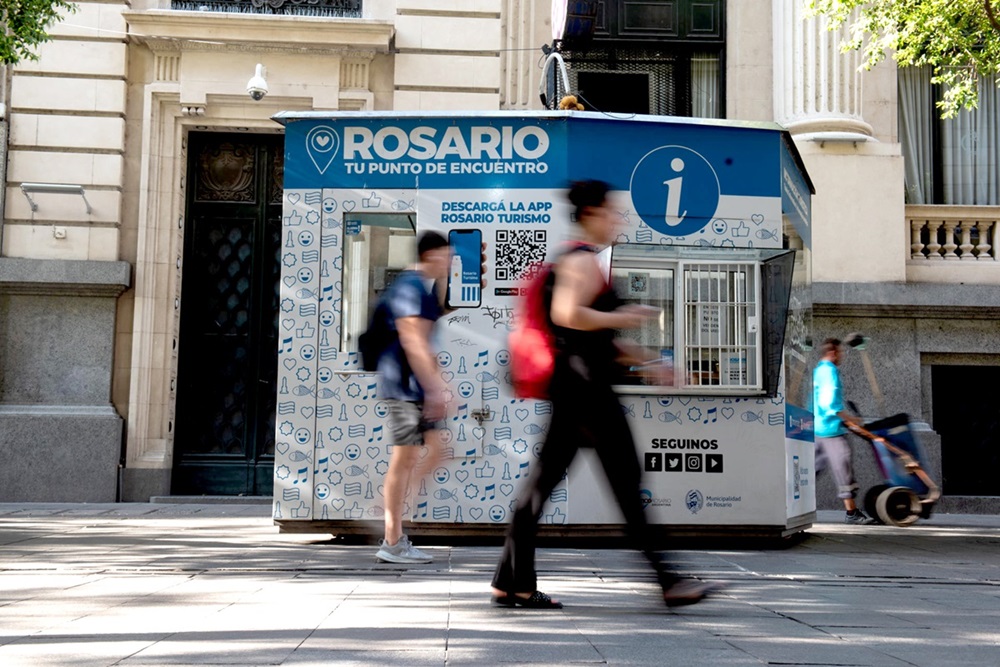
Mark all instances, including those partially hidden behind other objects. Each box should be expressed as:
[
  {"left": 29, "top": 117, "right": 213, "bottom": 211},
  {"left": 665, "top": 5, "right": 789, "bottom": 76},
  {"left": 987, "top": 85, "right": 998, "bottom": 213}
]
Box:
[
  {"left": 815, "top": 435, "right": 858, "bottom": 499},
  {"left": 387, "top": 399, "right": 443, "bottom": 446}
]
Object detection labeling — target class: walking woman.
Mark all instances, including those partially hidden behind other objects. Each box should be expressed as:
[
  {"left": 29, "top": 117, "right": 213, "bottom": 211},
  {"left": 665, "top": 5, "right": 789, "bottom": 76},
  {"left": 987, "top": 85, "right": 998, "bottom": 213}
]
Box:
[{"left": 491, "top": 180, "right": 720, "bottom": 609}]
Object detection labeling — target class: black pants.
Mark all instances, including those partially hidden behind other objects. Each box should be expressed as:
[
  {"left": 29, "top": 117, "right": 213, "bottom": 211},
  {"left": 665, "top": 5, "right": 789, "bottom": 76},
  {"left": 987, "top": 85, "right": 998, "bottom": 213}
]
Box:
[{"left": 492, "top": 357, "right": 677, "bottom": 594}]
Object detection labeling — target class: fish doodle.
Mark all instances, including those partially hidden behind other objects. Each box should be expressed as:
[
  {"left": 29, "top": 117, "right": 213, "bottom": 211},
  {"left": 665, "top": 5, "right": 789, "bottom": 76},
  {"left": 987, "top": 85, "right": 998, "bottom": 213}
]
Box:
[
  {"left": 741, "top": 411, "right": 764, "bottom": 423},
  {"left": 433, "top": 488, "right": 459, "bottom": 501},
  {"left": 482, "top": 443, "right": 508, "bottom": 458},
  {"left": 345, "top": 464, "right": 369, "bottom": 478}
]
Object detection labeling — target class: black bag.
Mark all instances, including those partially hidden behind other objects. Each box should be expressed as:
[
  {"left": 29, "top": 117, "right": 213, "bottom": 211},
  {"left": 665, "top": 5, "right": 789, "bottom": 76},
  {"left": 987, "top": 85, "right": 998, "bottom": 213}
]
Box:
[{"left": 357, "top": 300, "right": 396, "bottom": 372}]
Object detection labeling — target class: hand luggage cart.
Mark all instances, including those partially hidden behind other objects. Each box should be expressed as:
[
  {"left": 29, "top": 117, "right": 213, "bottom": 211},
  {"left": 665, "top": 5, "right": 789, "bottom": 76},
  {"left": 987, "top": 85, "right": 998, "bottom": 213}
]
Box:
[{"left": 844, "top": 335, "right": 941, "bottom": 527}]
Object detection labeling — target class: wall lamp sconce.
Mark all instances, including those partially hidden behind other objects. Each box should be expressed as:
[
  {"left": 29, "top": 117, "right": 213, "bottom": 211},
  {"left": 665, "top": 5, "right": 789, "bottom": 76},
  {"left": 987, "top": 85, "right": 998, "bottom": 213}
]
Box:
[{"left": 20, "top": 183, "right": 92, "bottom": 215}]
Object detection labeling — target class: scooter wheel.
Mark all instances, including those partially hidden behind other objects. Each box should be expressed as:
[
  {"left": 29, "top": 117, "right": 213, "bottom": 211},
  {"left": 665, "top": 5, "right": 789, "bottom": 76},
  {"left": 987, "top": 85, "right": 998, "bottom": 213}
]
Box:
[
  {"left": 875, "top": 486, "right": 921, "bottom": 527},
  {"left": 863, "top": 485, "right": 889, "bottom": 524}
]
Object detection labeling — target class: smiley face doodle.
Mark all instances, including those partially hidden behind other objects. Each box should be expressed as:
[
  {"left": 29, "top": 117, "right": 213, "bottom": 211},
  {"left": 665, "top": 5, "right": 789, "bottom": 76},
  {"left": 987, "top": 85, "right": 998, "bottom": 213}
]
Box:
[
  {"left": 345, "top": 444, "right": 361, "bottom": 460},
  {"left": 711, "top": 219, "right": 728, "bottom": 235},
  {"left": 322, "top": 198, "right": 337, "bottom": 214},
  {"left": 300, "top": 345, "right": 316, "bottom": 361},
  {"left": 317, "top": 367, "right": 332, "bottom": 383},
  {"left": 439, "top": 428, "right": 454, "bottom": 445},
  {"left": 297, "top": 267, "right": 314, "bottom": 283},
  {"left": 489, "top": 505, "right": 506, "bottom": 522},
  {"left": 495, "top": 350, "right": 510, "bottom": 366},
  {"left": 315, "top": 483, "right": 331, "bottom": 500},
  {"left": 374, "top": 401, "right": 390, "bottom": 418},
  {"left": 295, "top": 428, "right": 311, "bottom": 445},
  {"left": 434, "top": 467, "right": 450, "bottom": 484},
  {"left": 298, "top": 230, "right": 314, "bottom": 246},
  {"left": 457, "top": 381, "right": 475, "bottom": 399},
  {"left": 319, "top": 310, "right": 335, "bottom": 326},
  {"left": 532, "top": 442, "right": 544, "bottom": 458},
  {"left": 437, "top": 351, "right": 452, "bottom": 367}
]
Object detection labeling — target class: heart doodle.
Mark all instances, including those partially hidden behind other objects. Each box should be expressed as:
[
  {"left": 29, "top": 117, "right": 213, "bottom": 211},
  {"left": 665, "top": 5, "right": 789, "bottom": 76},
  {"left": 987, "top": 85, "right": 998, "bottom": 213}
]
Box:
[
  {"left": 282, "top": 358, "right": 296, "bottom": 370},
  {"left": 301, "top": 406, "right": 314, "bottom": 419},
  {"left": 283, "top": 276, "right": 296, "bottom": 287},
  {"left": 366, "top": 446, "right": 380, "bottom": 459},
  {"left": 343, "top": 200, "right": 357, "bottom": 212},
  {"left": 287, "top": 193, "right": 301, "bottom": 205},
  {"left": 281, "top": 318, "right": 295, "bottom": 330},
  {"left": 473, "top": 427, "right": 485, "bottom": 440},
  {"left": 331, "top": 498, "right": 345, "bottom": 510},
  {"left": 329, "top": 452, "right": 344, "bottom": 465},
  {"left": 469, "top": 508, "right": 484, "bottom": 520},
  {"left": 515, "top": 409, "right": 529, "bottom": 421},
  {"left": 354, "top": 405, "right": 368, "bottom": 417},
  {"left": 721, "top": 407, "right": 735, "bottom": 420},
  {"left": 455, "top": 469, "right": 469, "bottom": 482},
  {"left": 751, "top": 213, "right": 765, "bottom": 225},
  {"left": 500, "top": 483, "right": 514, "bottom": 496},
  {"left": 276, "top": 442, "right": 290, "bottom": 455}
]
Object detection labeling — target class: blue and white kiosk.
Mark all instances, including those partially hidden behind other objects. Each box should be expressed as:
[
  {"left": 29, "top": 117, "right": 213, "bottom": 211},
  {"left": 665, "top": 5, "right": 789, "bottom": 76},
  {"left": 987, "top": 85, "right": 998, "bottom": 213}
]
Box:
[{"left": 271, "top": 111, "right": 815, "bottom": 538}]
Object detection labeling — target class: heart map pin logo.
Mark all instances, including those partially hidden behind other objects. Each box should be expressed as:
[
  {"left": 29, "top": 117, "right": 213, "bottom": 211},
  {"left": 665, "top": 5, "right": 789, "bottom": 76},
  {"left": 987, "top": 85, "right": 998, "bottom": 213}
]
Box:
[{"left": 306, "top": 125, "right": 340, "bottom": 175}]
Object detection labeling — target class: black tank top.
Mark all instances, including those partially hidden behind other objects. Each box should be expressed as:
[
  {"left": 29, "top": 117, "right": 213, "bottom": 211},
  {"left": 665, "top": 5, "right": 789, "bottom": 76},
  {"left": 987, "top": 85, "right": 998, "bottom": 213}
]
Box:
[{"left": 545, "top": 245, "right": 623, "bottom": 383}]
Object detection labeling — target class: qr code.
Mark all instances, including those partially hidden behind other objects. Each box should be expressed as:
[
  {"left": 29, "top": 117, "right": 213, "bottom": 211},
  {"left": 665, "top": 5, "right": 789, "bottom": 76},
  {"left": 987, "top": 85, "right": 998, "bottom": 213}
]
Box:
[{"left": 495, "top": 229, "right": 547, "bottom": 281}]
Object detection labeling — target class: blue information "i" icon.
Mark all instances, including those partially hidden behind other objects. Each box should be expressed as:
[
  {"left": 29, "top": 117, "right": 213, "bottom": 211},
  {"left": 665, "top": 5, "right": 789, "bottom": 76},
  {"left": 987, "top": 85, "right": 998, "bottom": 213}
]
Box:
[{"left": 629, "top": 146, "right": 721, "bottom": 237}]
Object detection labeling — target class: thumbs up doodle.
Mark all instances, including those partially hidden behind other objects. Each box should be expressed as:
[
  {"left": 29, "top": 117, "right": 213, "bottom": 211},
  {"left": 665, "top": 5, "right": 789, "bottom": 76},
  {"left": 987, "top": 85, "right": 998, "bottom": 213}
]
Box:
[
  {"left": 476, "top": 460, "right": 496, "bottom": 479},
  {"left": 544, "top": 507, "right": 567, "bottom": 525}
]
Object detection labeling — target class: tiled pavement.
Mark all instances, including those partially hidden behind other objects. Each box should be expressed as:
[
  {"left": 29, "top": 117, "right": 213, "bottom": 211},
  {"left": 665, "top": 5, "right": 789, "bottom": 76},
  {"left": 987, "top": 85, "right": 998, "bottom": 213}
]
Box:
[{"left": 1, "top": 503, "right": 998, "bottom": 666}]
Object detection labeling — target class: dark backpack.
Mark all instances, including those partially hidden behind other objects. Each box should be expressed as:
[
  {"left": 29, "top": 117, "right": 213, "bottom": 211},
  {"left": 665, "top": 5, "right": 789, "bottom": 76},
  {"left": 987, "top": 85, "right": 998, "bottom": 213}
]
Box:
[
  {"left": 357, "top": 299, "right": 396, "bottom": 372},
  {"left": 509, "top": 242, "right": 591, "bottom": 399}
]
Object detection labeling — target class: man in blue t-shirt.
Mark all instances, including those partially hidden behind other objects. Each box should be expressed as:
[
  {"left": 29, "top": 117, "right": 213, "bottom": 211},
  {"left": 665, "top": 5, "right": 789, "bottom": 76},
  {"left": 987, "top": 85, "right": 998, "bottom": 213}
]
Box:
[
  {"left": 374, "top": 232, "right": 451, "bottom": 564},
  {"left": 814, "top": 337, "right": 878, "bottom": 525}
]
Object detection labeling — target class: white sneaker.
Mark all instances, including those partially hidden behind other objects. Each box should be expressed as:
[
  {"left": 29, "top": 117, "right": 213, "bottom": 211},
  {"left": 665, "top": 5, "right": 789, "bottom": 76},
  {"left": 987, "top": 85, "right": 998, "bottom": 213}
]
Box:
[{"left": 375, "top": 534, "right": 433, "bottom": 564}]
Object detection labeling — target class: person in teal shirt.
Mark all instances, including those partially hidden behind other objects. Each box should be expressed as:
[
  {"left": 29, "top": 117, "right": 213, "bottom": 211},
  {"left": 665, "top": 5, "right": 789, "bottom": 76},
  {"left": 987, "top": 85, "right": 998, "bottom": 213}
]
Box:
[{"left": 814, "top": 338, "right": 876, "bottom": 525}]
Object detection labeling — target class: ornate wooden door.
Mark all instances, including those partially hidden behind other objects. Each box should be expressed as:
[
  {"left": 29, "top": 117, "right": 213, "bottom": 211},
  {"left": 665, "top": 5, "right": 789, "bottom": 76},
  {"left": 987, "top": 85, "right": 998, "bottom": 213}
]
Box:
[{"left": 172, "top": 132, "right": 283, "bottom": 496}]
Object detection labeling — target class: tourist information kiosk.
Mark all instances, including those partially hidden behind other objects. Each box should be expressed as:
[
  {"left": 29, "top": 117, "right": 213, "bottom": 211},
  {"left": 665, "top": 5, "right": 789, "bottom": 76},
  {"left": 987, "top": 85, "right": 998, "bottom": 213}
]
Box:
[{"left": 271, "top": 111, "right": 815, "bottom": 537}]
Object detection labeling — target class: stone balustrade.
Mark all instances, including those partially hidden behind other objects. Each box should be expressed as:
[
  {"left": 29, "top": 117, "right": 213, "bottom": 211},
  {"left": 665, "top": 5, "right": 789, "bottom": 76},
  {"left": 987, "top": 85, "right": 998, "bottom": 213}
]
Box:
[{"left": 908, "top": 205, "right": 1000, "bottom": 261}]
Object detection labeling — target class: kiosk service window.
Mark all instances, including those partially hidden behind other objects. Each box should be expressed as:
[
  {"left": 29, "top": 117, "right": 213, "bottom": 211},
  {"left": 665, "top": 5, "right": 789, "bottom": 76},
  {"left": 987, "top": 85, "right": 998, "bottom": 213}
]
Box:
[
  {"left": 339, "top": 214, "right": 416, "bottom": 354},
  {"left": 611, "top": 244, "right": 794, "bottom": 397}
]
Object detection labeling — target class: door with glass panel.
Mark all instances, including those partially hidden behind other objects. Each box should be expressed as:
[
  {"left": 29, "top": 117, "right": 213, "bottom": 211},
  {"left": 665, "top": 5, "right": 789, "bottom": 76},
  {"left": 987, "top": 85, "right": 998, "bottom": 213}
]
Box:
[{"left": 173, "top": 132, "right": 283, "bottom": 496}]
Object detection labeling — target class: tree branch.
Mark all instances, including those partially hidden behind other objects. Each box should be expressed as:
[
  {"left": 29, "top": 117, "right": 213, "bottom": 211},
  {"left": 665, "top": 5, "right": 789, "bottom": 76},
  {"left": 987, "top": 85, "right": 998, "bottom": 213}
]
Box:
[{"left": 987, "top": 0, "right": 1000, "bottom": 33}]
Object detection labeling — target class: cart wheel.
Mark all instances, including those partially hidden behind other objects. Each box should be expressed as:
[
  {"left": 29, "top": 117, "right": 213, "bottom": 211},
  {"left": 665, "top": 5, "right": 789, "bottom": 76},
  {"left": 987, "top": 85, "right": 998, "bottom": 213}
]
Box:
[
  {"left": 919, "top": 502, "right": 935, "bottom": 519},
  {"left": 863, "top": 485, "right": 889, "bottom": 524},
  {"left": 875, "top": 486, "right": 921, "bottom": 527}
]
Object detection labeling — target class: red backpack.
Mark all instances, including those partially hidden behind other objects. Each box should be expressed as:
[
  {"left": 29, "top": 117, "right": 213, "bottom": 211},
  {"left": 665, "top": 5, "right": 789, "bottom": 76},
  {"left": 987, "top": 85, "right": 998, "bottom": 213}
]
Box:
[{"left": 509, "top": 242, "right": 591, "bottom": 399}]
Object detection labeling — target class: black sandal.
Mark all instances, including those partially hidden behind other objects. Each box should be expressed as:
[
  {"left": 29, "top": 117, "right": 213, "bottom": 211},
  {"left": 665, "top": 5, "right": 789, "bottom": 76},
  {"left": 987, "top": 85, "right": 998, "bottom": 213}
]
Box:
[
  {"left": 491, "top": 591, "right": 563, "bottom": 609},
  {"left": 662, "top": 580, "right": 722, "bottom": 607}
]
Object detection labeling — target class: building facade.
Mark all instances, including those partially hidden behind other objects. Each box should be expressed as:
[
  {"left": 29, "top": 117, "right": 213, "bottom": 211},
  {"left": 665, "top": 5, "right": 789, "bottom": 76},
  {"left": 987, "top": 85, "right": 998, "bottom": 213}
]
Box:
[{"left": 0, "top": 0, "right": 997, "bottom": 511}]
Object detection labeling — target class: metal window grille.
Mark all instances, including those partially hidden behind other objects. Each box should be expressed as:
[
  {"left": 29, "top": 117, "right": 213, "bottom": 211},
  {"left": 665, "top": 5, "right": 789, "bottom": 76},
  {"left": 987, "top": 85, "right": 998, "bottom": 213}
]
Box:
[
  {"left": 170, "top": 0, "right": 362, "bottom": 18},
  {"left": 682, "top": 262, "right": 760, "bottom": 390},
  {"left": 556, "top": 46, "right": 688, "bottom": 116}
]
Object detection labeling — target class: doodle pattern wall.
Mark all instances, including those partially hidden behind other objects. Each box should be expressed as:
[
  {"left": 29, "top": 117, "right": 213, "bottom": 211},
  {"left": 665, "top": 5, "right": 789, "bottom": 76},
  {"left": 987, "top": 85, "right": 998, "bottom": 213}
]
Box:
[{"left": 272, "top": 112, "right": 812, "bottom": 527}]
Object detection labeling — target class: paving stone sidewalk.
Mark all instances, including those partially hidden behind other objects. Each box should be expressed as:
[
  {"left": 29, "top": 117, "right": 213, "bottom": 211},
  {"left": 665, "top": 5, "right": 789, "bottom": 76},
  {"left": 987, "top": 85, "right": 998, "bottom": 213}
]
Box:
[{"left": 1, "top": 503, "right": 998, "bottom": 666}]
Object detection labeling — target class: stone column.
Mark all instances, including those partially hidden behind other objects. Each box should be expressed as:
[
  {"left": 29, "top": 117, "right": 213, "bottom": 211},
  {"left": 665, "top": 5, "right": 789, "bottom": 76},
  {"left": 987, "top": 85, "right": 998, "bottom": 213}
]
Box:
[{"left": 773, "top": 1, "right": 873, "bottom": 140}]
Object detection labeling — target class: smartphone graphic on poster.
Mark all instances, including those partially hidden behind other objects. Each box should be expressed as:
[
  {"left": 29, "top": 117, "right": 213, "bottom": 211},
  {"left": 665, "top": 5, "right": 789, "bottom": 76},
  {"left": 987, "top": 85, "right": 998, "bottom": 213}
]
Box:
[{"left": 447, "top": 228, "right": 482, "bottom": 308}]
